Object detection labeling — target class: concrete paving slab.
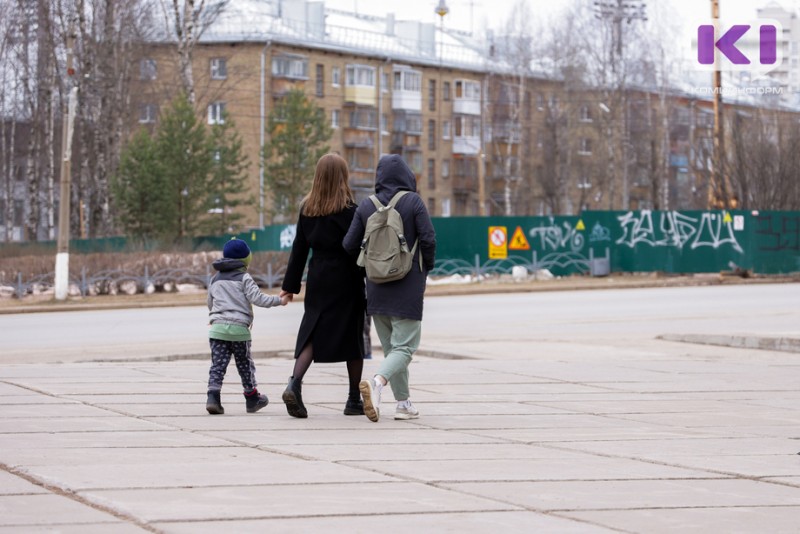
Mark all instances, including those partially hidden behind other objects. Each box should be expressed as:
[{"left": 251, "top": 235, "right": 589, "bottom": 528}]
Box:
[
  {"left": 650, "top": 454, "right": 800, "bottom": 478},
  {"left": 552, "top": 436, "right": 800, "bottom": 457},
  {"left": 83, "top": 482, "right": 515, "bottom": 522},
  {"left": 153, "top": 510, "right": 611, "bottom": 533},
  {"left": 562, "top": 506, "right": 800, "bottom": 534},
  {"left": 446, "top": 478, "right": 800, "bottom": 510},
  {"left": 23, "top": 454, "right": 392, "bottom": 490},
  {"left": 345, "top": 456, "right": 720, "bottom": 483},
  {"left": 0, "top": 430, "right": 233, "bottom": 449},
  {"left": 206, "top": 427, "right": 505, "bottom": 446},
  {"left": 0, "top": 494, "right": 122, "bottom": 526},
  {"left": 0, "top": 416, "right": 171, "bottom": 433},
  {"left": 0, "top": 524, "right": 150, "bottom": 533},
  {"left": 0, "top": 471, "right": 48, "bottom": 495},
  {"left": 262, "top": 442, "right": 593, "bottom": 462},
  {"left": 0, "top": 403, "right": 126, "bottom": 418}
]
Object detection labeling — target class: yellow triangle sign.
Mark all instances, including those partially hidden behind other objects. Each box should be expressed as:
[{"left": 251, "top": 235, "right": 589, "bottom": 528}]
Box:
[
  {"left": 508, "top": 226, "right": 530, "bottom": 250},
  {"left": 723, "top": 212, "right": 732, "bottom": 224},
  {"left": 576, "top": 219, "right": 586, "bottom": 231}
]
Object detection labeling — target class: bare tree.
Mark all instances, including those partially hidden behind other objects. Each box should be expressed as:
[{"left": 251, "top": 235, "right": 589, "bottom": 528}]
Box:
[
  {"left": 160, "top": 0, "right": 227, "bottom": 106},
  {"left": 728, "top": 109, "right": 800, "bottom": 210}
]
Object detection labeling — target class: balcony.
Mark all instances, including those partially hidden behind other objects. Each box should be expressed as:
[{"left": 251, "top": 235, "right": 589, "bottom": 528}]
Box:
[
  {"left": 453, "top": 97, "right": 480, "bottom": 115},
  {"left": 452, "top": 174, "right": 477, "bottom": 193},
  {"left": 453, "top": 135, "right": 480, "bottom": 155},
  {"left": 392, "top": 89, "right": 422, "bottom": 112},
  {"left": 272, "top": 77, "right": 304, "bottom": 96},
  {"left": 343, "top": 131, "right": 374, "bottom": 149}
]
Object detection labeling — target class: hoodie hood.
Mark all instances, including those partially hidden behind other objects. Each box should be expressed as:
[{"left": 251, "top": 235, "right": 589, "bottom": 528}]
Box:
[
  {"left": 212, "top": 257, "right": 248, "bottom": 272},
  {"left": 375, "top": 154, "right": 416, "bottom": 203}
]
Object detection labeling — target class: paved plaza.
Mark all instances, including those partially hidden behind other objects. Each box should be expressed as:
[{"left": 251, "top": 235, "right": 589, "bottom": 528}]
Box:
[{"left": 1, "top": 283, "right": 799, "bottom": 532}]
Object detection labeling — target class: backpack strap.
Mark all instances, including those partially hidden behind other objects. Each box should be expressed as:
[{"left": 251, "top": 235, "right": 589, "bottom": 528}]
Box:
[
  {"left": 369, "top": 195, "right": 385, "bottom": 211},
  {"left": 387, "top": 190, "right": 410, "bottom": 209},
  {"left": 385, "top": 191, "right": 423, "bottom": 273}
]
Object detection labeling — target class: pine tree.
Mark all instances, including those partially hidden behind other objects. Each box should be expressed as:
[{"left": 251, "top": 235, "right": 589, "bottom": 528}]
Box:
[
  {"left": 202, "top": 113, "right": 254, "bottom": 235},
  {"left": 156, "top": 94, "right": 213, "bottom": 240},
  {"left": 263, "top": 89, "right": 332, "bottom": 221},
  {"left": 112, "top": 128, "right": 170, "bottom": 241}
]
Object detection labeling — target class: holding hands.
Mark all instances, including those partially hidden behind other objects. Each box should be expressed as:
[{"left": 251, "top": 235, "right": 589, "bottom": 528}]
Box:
[{"left": 279, "top": 290, "right": 294, "bottom": 306}]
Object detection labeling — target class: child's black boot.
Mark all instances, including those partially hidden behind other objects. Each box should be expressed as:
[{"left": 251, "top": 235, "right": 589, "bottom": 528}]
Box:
[
  {"left": 282, "top": 376, "right": 308, "bottom": 418},
  {"left": 244, "top": 388, "right": 269, "bottom": 413},
  {"left": 206, "top": 390, "right": 224, "bottom": 415}
]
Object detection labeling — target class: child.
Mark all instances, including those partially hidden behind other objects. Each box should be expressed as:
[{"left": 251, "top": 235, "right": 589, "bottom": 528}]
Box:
[{"left": 206, "top": 238, "right": 289, "bottom": 414}]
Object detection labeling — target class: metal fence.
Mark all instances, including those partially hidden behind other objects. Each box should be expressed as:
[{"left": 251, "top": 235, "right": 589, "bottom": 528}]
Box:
[{"left": 4, "top": 263, "right": 288, "bottom": 300}]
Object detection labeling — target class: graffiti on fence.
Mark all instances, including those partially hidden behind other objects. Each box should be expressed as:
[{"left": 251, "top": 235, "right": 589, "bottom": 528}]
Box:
[
  {"left": 755, "top": 214, "right": 800, "bottom": 252},
  {"left": 589, "top": 222, "right": 611, "bottom": 243},
  {"left": 280, "top": 225, "right": 296, "bottom": 249},
  {"left": 615, "top": 210, "right": 743, "bottom": 252},
  {"left": 528, "top": 218, "right": 584, "bottom": 252}
]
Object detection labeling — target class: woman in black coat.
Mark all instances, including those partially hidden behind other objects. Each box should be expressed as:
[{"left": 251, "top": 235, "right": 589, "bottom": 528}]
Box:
[{"left": 280, "top": 153, "right": 366, "bottom": 418}]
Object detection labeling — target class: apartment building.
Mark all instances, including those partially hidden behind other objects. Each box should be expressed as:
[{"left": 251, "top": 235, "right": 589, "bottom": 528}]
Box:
[{"left": 127, "top": 0, "right": 798, "bottom": 232}]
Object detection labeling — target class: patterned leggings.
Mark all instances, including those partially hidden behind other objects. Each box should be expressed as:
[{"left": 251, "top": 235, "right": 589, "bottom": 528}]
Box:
[{"left": 207, "top": 339, "right": 257, "bottom": 393}]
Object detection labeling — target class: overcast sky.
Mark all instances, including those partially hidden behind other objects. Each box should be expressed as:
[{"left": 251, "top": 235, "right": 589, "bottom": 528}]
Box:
[{"left": 323, "top": 0, "right": 791, "bottom": 36}]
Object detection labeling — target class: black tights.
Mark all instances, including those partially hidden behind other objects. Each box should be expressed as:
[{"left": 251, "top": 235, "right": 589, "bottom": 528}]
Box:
[{"left": 292, "top": 342, "right": 363, "bottom": 399}]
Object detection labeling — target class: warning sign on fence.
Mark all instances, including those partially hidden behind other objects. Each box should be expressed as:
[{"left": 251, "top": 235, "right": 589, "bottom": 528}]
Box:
[
  {"left": 508, "top": 226, "right": 531, "bottom": 251},
  {"left": 488, "top": 226, "right": 507, "bottom": 259}
]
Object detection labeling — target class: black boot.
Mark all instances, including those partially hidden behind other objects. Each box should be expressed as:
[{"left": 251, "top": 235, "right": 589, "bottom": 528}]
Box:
[
  {"left": 343, "top": 395, "right": 364, "bottom": 416},
  {"left": 282, "top": 376, "right": 308, "bottom": 418},
  {"left": 244, "top": 388, "right": 269, "bottom": 413},
  {"left": 206, "top": 390, "right": 224, "bottom": 415}
]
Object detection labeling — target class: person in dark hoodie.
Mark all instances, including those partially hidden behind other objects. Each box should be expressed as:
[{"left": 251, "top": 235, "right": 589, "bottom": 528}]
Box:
[
  {"left": 343, "top": 154, "right": 436, "bottom": 423},
  {"left": 206, "top": 238, "right": 289, "bottom": 415}
]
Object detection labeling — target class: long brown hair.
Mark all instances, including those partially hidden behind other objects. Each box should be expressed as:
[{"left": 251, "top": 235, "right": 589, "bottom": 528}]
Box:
[{"left": 300, "top": 153, "right": 355, "bottom": 217}]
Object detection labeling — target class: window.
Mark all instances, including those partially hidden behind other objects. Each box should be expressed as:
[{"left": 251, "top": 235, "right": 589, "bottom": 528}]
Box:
[
  {"left": 382, "top": 72, "right": 389, "bottom": 93},
  {"left": 210, "top": 58, "right": 227, "bottom": 80},
  {"left": 346, "top": 64, "right": 376, "bottom": 87},
  {"left": 332, "top": 67, "right": 341, "bottom": 86},
  {"left": 428, "top": 119, "right": 436, "bottom": 150},
  {"left": 428, "top": 197, "right": 436, "bottom": 216},
  {"left": 272, "top": 55, "right": 308, "bottom": 78},
  {"left": 315, "top": 64, "right": 324, "bottom": 97},
  {"left": 428, "top": 80, "right": 436, "bottom": 111},
  {"left": 409, "top": 152, "right": 423, "bottom": 173},
  {"left": 332, "top": 109, "right": 340, "bottom": 129},
  {"left": 441, "top": 198, "right": 451, "bottom": 217},
  {"left": 454, "top": 116, "right": 481, "bottom": 137},
  {"left": 536, "top": 93, "right": 545, "bottom": 110},
  {"left": 579, "top": 105, "right": 592, "bottom": 122},
  {"left": 427, "top": 159, "right": 436, "bottom": 189},
  {"left": 442, "top": 120, "right": 451, "bottom": 140},
  {"left": 381, "top": 113, "right": 388, "bottom": 133},
  {"left": 577, "top": 176, "right": 592, "bottom": 189},
  {"left": 441, "top": 159, "right": 450, "bottom": 178},
  {"left": 455, "top": 80, "right": 480, "bottom": 100},
  {"left": 406, "top": 114, "right": 422, "bottom": 134},
  {"left": 443, "top": 81, "right": 451, "bottom": 101},
  {"left": 139, "top": 58, "right": 156, "bottom": 81},
  {"left": 208, "top": 101, "right": 226, "bottom": 124},
  {"left": 394, "top": 69, "right": 421, "bottom": 91},
  {"left": 349, "top": 108, "right": 377, "bottom": 129},
  {"left": 138, "top": 104, "right": 157, "bottom": 123},
  {"left": 578, "top": 138, "right": 592, "bottom": 155}
]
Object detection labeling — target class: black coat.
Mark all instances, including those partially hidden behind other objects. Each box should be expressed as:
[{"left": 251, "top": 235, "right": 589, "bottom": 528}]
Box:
[
  {"left": 282, "top": 206, "right": 365, "bottom": 362},
  {"left": 343, "top": 155, "right": 436, "bottom": 321}
]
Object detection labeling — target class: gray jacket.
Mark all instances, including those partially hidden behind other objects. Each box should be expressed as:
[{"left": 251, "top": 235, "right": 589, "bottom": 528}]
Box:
[{"left": 207, "top": 258, "right": 282, "bottom": 327}]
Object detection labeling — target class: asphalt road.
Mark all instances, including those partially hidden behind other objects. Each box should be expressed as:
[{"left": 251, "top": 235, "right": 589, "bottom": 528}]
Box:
[{"left": 2, "top": 283, "right": 797, "bottom": 364}]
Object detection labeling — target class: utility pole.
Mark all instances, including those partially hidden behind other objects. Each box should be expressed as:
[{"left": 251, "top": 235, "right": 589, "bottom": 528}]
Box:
[
  {"left": 54, "top": 25, "right": 78, "bottom": 301},
  {"left": 593, "top": 1, "right": 647, "bottom": 210},
  {"left": 710, "top": 0, "right": 729, "bottom": 209}
]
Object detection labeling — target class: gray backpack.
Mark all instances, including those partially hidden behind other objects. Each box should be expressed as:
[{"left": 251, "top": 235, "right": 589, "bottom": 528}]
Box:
[{"left": 357, "top": 191, "right": 422, "bottom": 284}]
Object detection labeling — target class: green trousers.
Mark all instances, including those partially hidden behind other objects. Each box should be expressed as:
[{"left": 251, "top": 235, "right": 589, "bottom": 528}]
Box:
[{"left": 372, "top": 314, "right": 422, "bottom": 402}]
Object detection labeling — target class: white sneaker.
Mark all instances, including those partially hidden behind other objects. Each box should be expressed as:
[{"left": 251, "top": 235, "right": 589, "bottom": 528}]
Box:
[
  {"left": 394, "top": 400, "right": 419, "bottom": 420},
  {"left": 359, "top": 378, "right": 381, "bottom": 422}
]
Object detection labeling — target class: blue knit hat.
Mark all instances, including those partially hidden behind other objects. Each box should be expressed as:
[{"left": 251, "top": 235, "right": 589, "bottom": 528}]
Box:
[{"left": 223, "top": 238, "right": 251, "bottom": 259}]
